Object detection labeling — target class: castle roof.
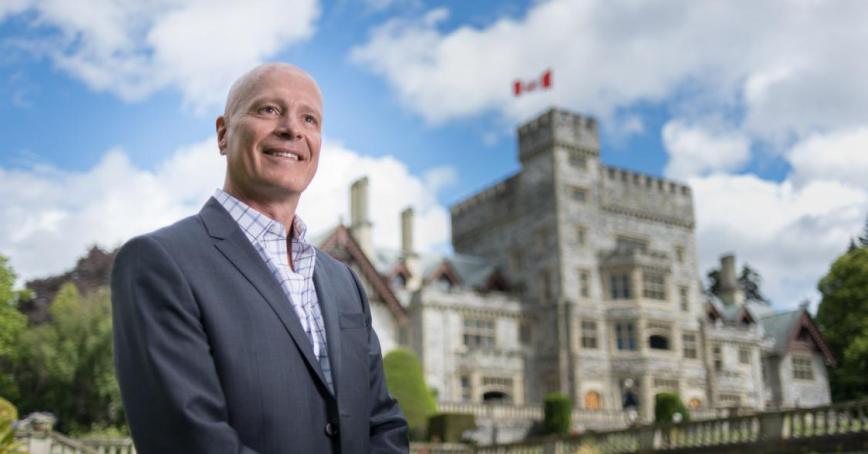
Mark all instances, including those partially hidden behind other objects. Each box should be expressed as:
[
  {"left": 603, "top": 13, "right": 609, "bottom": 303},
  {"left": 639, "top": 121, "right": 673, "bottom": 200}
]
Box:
[{"left": 755, "top": 308, "right": 836, "bottom": 366}]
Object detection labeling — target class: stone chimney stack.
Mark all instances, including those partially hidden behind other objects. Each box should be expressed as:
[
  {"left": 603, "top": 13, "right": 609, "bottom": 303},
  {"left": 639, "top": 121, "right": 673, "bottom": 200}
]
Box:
[
  {"left": 718, "top": 253, "right": 744, "bottom": 306},
  {"left": 400, "top": 207, "right": 421, "bottom": 290},
  {"left": 349, "top": 176, "right": 373, "bottom": 257},
  {"left": 401, "top": 207, "right": 414, "bottom": 256}
]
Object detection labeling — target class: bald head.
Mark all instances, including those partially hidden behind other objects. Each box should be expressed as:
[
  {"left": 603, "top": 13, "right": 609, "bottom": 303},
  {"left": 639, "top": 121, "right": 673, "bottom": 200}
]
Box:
[{"left": 223, "top": 63, "right": 322, "bottom": 120}]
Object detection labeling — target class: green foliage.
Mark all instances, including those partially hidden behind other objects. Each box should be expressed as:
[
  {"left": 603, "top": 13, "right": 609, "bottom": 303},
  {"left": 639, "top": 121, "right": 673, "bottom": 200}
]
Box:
[
  {"left": 542, "top": 393, "right": 571, "bottom": 435},
  {"left": 0, "top": 397, "right": 26, "bottom": 453},
  {"left": 706, "top": 269, "right": 721, "bottom": 296},
  {"left": 654, "top": 393, "right": 689, "bottom": 423},
  {"left": 859, "top": 215, "right": 868, "bottom": 248},
  {"left": 383, "top": 348, "right": 437, "bottom": 440},
  {"left": 11, "top": 283, "right": 124, "bottom": 435},
  {"left": 0, "top": 256, "right": 29, "bottom": 405},
  {"left": 738, "top": 265, "right": 768, "bottom": 303},
  {"left": 817, "top": 247, "right": 868, "bottom": 401},
  {"left": 427, "top": 413, "right": 475, "bottom": 443},
  {"left": 706, "top": 263, "right": 768, "bottom": 303}
]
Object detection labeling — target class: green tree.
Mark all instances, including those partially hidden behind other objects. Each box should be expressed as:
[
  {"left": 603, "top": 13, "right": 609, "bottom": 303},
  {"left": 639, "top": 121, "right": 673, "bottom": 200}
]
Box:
[
  {"left": 0, "top": 256, "right": 28, "bottom": 403},
  {"left": 738, "top": 265, "right": 768, "bottom": 303},
  {"left": 13, "top": 283, "right": 123, "bottom": 434},
  {"left": 817, "top": 247, "right": 868, "bottom": 401},
  {"left": 654, "top": 392, "right": 690, "bottom": 423},
  {"left": 382, "top": 348, "right": 436, "bottom": 440},
  {"left": 859, "top": 215, "right": 868, "bottom": 248},
  {"left": 542, "top": 393, "right": 571, "bottom": 435},
  {"left": 0, "top": 397, "right": 26, "bottom": 453},
  {"left": 706, "top": 263, "right": 768, "bottom": 304}
]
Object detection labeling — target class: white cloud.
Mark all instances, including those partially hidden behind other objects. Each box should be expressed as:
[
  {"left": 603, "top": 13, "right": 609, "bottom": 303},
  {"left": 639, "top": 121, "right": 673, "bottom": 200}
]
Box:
[
  {"left": 299, "top": 141, "right": 453, "bottom": 253},
  {"left": 0, "top": 139, "right": 453, "bottom": 282},
  {"left": 3, "top": 0, "right": 320, "bottom": 111},
  {"left": 350, "top": 0, "right": 868, "bottom": 138},
  {"left": 662, "top": 120, "right": 750, "bottom": 179},
  {"left": 788, "top": 128, "right": 868, "bottom": 192},
  {"left": 687, "top": 130, "right": 868, "bottom": 311}
]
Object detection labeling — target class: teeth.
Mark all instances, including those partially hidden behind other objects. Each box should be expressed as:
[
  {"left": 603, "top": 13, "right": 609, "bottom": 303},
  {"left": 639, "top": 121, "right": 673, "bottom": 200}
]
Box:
[{"left": 268, "top": 151, "right": 299, "bottom": 160}]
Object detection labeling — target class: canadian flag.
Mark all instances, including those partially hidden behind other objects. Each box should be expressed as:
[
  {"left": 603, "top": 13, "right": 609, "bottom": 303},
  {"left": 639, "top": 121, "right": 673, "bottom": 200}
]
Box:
[{"left": 513, "top": 69, "right": 552, "bottom": 96}]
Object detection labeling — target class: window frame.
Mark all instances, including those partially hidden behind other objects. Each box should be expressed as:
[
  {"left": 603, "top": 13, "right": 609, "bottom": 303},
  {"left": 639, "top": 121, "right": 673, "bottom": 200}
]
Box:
[
  {"left": 642, "top": 271, "right": 666, "bottom": 300},
  {"left": 463, "top": 317, "right": 496, "bottom": 350},
  {"left": 581, "top": 320, "right": 598, "bottom": 349}
]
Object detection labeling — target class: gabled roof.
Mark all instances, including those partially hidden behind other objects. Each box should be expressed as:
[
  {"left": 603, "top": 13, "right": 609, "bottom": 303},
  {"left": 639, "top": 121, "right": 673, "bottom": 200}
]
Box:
[
  {"left": 368, "top": 247, "right": 505, "bottom": 292},
  {"left": 705, "top": 297, "right": 755, "bottom": 325},
  {"left": 425, "top": 260, "right": 463, "bottom": 287},
  {"left": 758, "top": 308, "right": 836, "bottom": 366},
  {"left": 317, "top": 225, "right": 407, "bottom": 322}
]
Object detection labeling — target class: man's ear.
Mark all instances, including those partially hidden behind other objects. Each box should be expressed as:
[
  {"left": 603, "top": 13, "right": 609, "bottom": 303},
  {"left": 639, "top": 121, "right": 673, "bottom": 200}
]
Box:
[{"left": 216, "top": 116, "right": 228, "bottom": 155}]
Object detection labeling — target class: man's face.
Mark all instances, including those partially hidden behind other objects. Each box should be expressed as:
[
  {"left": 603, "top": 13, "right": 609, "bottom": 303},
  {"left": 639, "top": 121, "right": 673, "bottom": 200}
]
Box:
[{"left": 218, "top": 68, "right": 323, "bottom": 203}]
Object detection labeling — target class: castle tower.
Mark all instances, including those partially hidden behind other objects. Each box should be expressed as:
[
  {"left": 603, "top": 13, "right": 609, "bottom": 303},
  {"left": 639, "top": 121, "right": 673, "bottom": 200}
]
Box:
[{"left": 452, "top": 107, "right": 703, "bottom": 418}]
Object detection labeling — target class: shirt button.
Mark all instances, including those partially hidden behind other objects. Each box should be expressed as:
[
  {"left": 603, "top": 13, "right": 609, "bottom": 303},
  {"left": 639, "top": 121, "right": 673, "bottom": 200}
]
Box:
[{"left": 325, "top": 422, "right": 339, "bottom": 438}]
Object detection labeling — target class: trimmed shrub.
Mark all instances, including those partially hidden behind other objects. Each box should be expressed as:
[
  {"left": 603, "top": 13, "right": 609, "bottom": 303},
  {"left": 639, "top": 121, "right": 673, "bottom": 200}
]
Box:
[
  {"left": 654, "top": 392, "right": 690, "bottom": 423},
  {"left": 427, "top": 413, "right": 475, "bottom": 442},
  {"left": 543, "top": 392, "right": 572, "bottom": 435},
  {"left": 0, "top": 396, "right": 25, "bottom": 453},
  {"left": 383, "top": 349, "right": 437, "bottom": 440}
]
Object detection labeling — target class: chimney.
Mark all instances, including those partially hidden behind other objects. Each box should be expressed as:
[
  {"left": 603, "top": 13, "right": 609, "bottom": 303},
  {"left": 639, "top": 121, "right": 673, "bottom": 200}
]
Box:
[
  {"left": 401, "top": 207, "right": 414, "bottom": 256},
  {"left": 349, "top": 177, "right": 373, "bottom": 257},
  {"left": 718, "top": 254, "right": 744, "bottom": 306},
  {"left": 400, "top": 207, "right": 421, "bottom": 290}
]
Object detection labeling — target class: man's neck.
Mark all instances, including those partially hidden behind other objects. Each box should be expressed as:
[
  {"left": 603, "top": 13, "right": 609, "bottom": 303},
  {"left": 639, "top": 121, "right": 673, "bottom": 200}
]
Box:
[{"left": 222, "top": 186, "right": 299, "bottom": 233}]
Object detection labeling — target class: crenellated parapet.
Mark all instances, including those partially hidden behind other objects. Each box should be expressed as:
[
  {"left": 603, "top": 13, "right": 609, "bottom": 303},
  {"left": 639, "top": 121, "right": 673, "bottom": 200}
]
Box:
[
  {"left": 518, "top": 108, "right": 599, "bottom": 164},
  {"left": 451, "top": 175, "right": 519, "bottom": 246},
  {"left": 597, "top": 164, "right": 695, "bottom": 228}
]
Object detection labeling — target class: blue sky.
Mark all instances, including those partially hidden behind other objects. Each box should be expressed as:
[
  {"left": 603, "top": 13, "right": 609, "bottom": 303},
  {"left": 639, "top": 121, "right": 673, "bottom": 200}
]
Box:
[{"left": 1, "top": 0, "right": 867, "bottom": 311}]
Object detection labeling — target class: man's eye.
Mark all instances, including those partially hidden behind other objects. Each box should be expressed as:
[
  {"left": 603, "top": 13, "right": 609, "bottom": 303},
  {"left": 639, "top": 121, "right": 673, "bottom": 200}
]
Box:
[
  {"left": 260, "top": 105, "right": 279, "bottom": 115},
  {"left": 304, "top": 114, "right": 319, "bottom": 125}
]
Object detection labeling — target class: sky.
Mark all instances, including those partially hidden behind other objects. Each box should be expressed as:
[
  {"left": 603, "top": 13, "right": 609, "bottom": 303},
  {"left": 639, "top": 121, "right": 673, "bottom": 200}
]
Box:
[{"left": 1, "top": 0, "right": 867, "bottom": 313}]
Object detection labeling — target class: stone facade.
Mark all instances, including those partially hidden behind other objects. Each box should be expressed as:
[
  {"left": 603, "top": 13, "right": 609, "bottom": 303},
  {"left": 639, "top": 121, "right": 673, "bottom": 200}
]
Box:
[
  {"left": 315, "top": 107, "right": 836, "bottom": 427},
  {"left": 451, "top": 108, "right": 704, "bottom": 420}
]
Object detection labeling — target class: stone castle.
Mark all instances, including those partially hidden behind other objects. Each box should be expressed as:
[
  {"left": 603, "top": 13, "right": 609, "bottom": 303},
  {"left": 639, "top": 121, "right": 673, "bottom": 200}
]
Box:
[{"left": 315, "top": 108, "right": 835, "bottom": 432}]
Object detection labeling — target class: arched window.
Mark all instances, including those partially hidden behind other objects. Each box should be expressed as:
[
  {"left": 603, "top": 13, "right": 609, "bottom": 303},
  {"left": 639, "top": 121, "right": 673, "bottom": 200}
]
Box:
[
  {"left": 649, "top": 334, "right": 670, "bottom": 350},
  {"left": 482, "top": 391, "right": 510, "bottom": 403},
  {"left": 688, "top": 398, "right": 701, "bottom": 409},
  {"left": 585, "top": 391, "right": 601, "bottom": 411}
]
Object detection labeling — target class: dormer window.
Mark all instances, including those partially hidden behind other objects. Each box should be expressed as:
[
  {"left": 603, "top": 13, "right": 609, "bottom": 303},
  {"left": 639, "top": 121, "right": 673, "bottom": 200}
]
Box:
[
  {"left": 434, "top": 275, "right": 453, "bottom": 292},
  {"left": 392, "top": 273, "right": 407, "bottom": 289}
]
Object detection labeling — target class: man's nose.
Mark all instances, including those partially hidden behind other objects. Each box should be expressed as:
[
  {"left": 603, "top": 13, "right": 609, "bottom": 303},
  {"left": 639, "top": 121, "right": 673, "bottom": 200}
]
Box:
[{"left": 275, "top": 115, "right": 302, "bottom": 140}]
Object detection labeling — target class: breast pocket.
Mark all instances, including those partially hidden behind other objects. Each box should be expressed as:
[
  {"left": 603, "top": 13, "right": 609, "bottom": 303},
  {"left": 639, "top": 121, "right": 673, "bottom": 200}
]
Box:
[{"left": 339, "top": 312, "right": 366, "bottom": 329}]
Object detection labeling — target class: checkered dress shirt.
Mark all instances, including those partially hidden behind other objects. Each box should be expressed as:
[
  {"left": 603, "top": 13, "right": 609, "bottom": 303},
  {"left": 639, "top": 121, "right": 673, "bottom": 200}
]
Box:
[{"left": 214, "top": 189, "right": 333, "bottom": 393}]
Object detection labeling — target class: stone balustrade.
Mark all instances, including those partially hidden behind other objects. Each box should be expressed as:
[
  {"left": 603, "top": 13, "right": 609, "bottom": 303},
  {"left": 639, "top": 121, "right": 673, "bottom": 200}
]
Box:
[
  {"left": 474, "top": 399, "right": 868, "bottom": 453},
  {"left": 16, "top": 400, "right": 867, "bottom": 453}
]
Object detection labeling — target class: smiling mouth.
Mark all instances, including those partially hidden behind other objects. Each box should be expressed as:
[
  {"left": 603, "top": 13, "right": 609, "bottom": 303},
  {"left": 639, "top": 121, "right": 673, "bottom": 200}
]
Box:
[{"left": 264, "top": 149, "right": 301, "bottom": 161}]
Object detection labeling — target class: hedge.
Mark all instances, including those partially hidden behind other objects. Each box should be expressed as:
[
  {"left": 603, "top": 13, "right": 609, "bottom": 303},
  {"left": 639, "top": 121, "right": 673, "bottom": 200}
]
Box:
[
  {"left": 428, "top": 412, "right": 475, "bottom": 442},
  {"left": 654, "top": 392, "right": 690, "bottom": 423},
  {"left": 383, "top": 349, "right": 437, "bottom": 440},
  {"left": 543, "top": 392, "right": 572, "bottom": 435}
]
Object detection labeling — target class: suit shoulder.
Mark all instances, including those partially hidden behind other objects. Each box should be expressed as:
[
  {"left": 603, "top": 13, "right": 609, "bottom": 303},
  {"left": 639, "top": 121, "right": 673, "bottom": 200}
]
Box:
[
  {"left": 315, "top": 247, "right": 357, "bottom": 277},
  {"left": 115, "top": 215, "right": 205, "bottom": 263}
]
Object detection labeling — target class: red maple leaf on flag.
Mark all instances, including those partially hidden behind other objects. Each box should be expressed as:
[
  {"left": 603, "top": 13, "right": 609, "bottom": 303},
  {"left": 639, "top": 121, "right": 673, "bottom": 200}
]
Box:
[{"left": 513, "top": 69, "right": 552, "bottom": 96}]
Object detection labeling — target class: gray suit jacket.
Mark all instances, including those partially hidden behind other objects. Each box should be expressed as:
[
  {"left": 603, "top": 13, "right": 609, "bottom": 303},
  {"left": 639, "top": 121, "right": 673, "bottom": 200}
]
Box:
[{"left": 111, "top": 197, "right": 408, "bottom": 453}]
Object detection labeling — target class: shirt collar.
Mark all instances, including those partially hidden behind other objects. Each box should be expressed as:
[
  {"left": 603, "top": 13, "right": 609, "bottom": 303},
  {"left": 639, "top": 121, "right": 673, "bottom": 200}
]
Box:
[{"left": 213, "top": 188, "right": 309, "bottom": 245}]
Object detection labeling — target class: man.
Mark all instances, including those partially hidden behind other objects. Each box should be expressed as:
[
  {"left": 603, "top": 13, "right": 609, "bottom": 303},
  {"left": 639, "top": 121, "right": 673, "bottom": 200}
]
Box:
[{"left": 111, "top": 63, "right": 409, "bottom": 453}]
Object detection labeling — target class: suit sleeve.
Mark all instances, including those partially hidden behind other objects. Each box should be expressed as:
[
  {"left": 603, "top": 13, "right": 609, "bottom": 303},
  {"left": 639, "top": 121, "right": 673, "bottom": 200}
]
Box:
[
  {"left": 346, "top": 264, "right": 409, "bottom": 453},
  {"left": 112, "top": 235, "right": 260, "bottom": 454}
]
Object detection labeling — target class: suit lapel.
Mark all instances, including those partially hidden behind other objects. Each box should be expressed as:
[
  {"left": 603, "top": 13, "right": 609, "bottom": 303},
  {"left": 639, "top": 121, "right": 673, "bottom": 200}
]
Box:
[
  {"left": 199, "top": 198, "right": 330, "bottom": 391},
  {"left": 313, "top": 253, "right": 342, "bottom": 398}
]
